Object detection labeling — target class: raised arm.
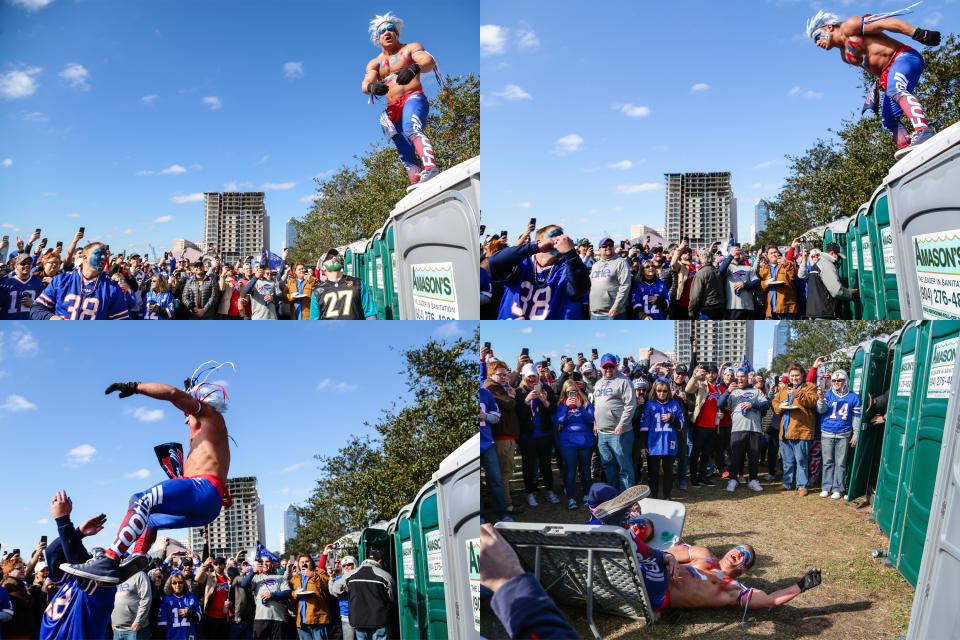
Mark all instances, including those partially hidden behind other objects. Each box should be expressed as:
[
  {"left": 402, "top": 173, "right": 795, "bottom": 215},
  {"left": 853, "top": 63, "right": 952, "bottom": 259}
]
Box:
[
  {"left": 105, "top": 381, "right": 202, "bottom": 415},
  {"left": 746, "top": 569, "right": 821, "bottom": 609},
  {"left": 362, "top": 58, "right": 386, "bottom": 96}
]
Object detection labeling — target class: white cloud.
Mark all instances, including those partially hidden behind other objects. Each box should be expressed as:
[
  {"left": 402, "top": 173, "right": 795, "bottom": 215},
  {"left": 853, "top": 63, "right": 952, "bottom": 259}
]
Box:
[
  {"left": 517, "top": 28, "right": 539, "bottom": 49},
  {"left": 518, "top": 327, "right": 533, "bottom": 334},
  {"left": 492, "top": 84, "right": 532, "bottom": 101},
  {"left": 131, "top": 407, "right": 164, "bottom": 422},
  {"left": 0, "top": 67, "right": 42, "bottom": 100},
  {"left": 300, "top": 194, "right": 320, "bottom": 203},
  {"left": 480, "top": 25, "right": 507, "bottom": 56},
  {"left": 752, "top": 182, "right": 780, "bottom": 191},
  {"left": 23, "top": 112, "right": 47, "bottom": 121},
  {"left": 1, "top": 158, "right": 11, "bottom": 167},
  {"left": 691, "top": 83, "right": 710, "bottom": 92},
  {"left": 282, "top": 61, "right": 304, "bottom": 79},
  {"left": 516, "top": 201, "right": 531, "bottom": 208},
  {"left": 154, "top": 215, "right": 173, "bottom": 222},
  {"left": 123, "top": 229, "right": 132, "bottom": 234},
  {"left": 124, "top": 468, "right": 150, "bottom": 479},
  {"left": 66, "top": 443, "right": 96, "bottom": 465},
  {"left": 259, "top": 155, "right": 270, "bottom": 164},
  {"left": 160, "top": 164, "right": 186, "bottom": 174},
  {"left": 616, "top": 183, "right": 662, "bottom": 194},
  {"left": 754, "top": 160, "right": 776, "bottom": 169},
  {"left": 554, "top": 134, "right": 583, "bottom": 154},
  {"left": 434, "top": 321, "right": 464, "bottom": 338},
  {"left": 926, "top": 12, "right": 942, "bottom": 28},
  {"left": 608, "top": 160, "right": 632, "bottom": 170},
  {"left": 59, "top": 63, "right": 90, "bottom": 91},
  {"left": 43, "top": 191, "right": 55, "bottom": 196},
  {"left": 224, "top": 181, "right": 238, "bottom": 192},
  {"left": 171, "top": 193, "right": 203, "bottom": 204},
  {"left": 595, "top": 332, "right": 606, "bottom": 338},
  {"left": 280, "top": 487, "right": 291, "bottom": 495},
  {"left": 0, "top": 394, "right": 37, "bottom": 412},
  {"left": 315, "top": 379, "right": 331, "bottom": 390},
  {"left": 11, "top": 330, "right": 38, "bottom": 355},
  {"left": 336, "top": 382, "right": 358, "bottom": 392},
  {"left": 10, "top": 0, "right": 55, "bottom": 10},
  {"left": 280, "top": 461, "right": 309, "bottom": 473},
  {"left": 35, "top": 518, "right": 49, "bottom": 525},
  {"left": 788, "top": 86, "right": 823, "bottom": 99},
  {"left": 262, "top": 182, "right": 296, "bottom": 191},
  {"left": 202, "top": 96, "right": 222, "bottom": 110},
  {"left": 65, "top": 212, "right": 80, "bottom": 218},
  {"left": 619, "top": 103, "right": 650, "bottom": 117},
  {"left": 316, "top": 378, "right": 358, "bottom": 392},
  {"left": 141, "top": 94, "right": 159, "bottom": 104}
]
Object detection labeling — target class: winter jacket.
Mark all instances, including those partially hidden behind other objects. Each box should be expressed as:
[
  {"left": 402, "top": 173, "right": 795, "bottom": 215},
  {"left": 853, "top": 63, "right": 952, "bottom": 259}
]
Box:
[
  {"left": 329, "top": 560, "right": 394, "bottom": 630},
  {"left": 284, "top": 276, "right": 320, "bottom": 320},
  {"left": 806, "top": 253, "right": 854, "bottom": 319},
  {"left": 554, "top": 401, "right": 596, "bottom": 449},
  {"left": 482, "top": 378, "right": 519, "bottom": 439},
  {"left": 772, "top": 382, "right": 819, "bottom": 440},
  {"left": 288, "top": 569, "right": 332, "bottom": 626},
  {"left": 687, "top": 263, "right": 725, "bottom": 317},
  {"left": 669, "top": 252, "right": 695, "bottom": 307},
  {"left": 684, "top": 377, "right": 712, "bottom": 423},
  {"left": 181, "top": 276, "right": 219, "bottom": 319},
  {"left": 230, "top": 574, "right": 256, "bottom": 624},
  {"left": 758, "top": 261, "right": 799, "bottom": 317},
  {"left": 195, "top": 565, "right": 231, "bottom": 614},
  {"left": 515, "top": 382, "right": 557, "bottom": 439}
]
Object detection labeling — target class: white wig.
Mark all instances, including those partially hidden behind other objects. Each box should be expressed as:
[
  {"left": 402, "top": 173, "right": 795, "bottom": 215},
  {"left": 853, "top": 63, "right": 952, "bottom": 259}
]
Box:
[
  {"left": 187, "top": 360, "right": 235, "bottom": 413},
  {"left": 369, "top": 12, "right": 404, "bottom": 46},
  {"left": 806, "top": 10, "right": 843, "bottom": 37}
]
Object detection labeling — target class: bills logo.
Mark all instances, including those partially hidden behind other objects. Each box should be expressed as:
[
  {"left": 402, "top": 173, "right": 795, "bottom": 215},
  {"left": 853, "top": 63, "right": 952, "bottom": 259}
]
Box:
[
  {"left": 809, "top": 441, "right": 822, "bottom": 481},
  {"left": 893, "top": 72, "right": 927, "bottom": 128}
]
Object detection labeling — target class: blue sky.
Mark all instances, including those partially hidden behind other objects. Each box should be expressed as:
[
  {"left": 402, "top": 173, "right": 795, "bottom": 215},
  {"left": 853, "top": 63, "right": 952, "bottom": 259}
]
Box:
[
  {"left": 0, "top": 320, "right": 475, "bottom": 552},
  {"left": 0, "top": 0, "right": 477, "bottom": 257},
  {"left": 480, "top": 0, "right": 956, "bottom": 245},
  {"left": 480, "top": 320, "right": 776, "bottom": 370}
]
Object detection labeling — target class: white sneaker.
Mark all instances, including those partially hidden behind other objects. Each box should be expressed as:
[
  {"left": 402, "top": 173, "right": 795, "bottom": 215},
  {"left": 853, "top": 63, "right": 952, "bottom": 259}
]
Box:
[
  {"left": 726, "top": 479, "right": 737, "bottom": 492},
  {"left": 747, "top": 480, "right": 763, "bottom": 492},
  {"left": 819, "top": 490, "right": 830, "bottom": 498},
  {"left": 526, "top": 493, "right": 539, "bottom": 507},
  {"left": 831, "top": 492, "right": 843, "bottom": 500},
  {"left": 763, "top": 474, "right": 775, "bottom": 481},
  {"left": 505, "top": 505, "right": 514, "bottom": 513},
  {"left": 545, "top": 491, "right": 560, "bottom": 504}
]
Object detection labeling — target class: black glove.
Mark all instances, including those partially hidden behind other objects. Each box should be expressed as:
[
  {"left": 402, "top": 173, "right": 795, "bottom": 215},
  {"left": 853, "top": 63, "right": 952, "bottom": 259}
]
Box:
[
  {"left": 912, "top": 28, "right": 940, "bottom": 46},
  {"left": 395, "top": 63, "right": 421, "bottom": 85},
  {"left": 366, "top": 80, "right": 388, "bottom": 96},
  {"left": 796, "top": 568, "right": 822, "bottom": 593},
  {"left": 105, "top": 382, "right": 140, "bottom": 398}
]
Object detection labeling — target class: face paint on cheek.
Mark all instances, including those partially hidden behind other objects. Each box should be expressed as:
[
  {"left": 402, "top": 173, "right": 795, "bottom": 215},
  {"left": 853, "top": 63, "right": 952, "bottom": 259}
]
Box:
[{"left": 89, "top": 248, "right": 107, "bottom": 270}]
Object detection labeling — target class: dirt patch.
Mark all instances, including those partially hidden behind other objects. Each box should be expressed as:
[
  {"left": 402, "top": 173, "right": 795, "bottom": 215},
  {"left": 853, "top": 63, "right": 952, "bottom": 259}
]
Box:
[{"left": 483, "top": 463, "right": 913, "bottom": 639}]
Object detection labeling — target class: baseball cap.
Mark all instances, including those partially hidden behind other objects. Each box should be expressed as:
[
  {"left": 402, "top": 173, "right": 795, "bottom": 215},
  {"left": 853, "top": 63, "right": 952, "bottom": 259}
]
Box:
[
  {"left": 581, "top": 362, "right": 595, "bottom": 373},
  {"left": 706, "top": 363, "right": 719, "bottom": 373},
  {"left": 675, "top": 364, "right": 688, "bottom": 376},
  {"left": 831, "top": 370, "right": 848, "bottom": 381},
  {"left": 809, "top": 248, "right": 821, "bottom": 257},
  {"left": 600, "top": 353, "right": 617, "bottom": 368},
  {"left": 14, "top": 254, "right": 33, "bottom": 265},
  {"left": 366, "top": 549, "right": 383, "bottom": 562},
  {"left": 633, "top": 378, "right": 648, "bottom": 390},
  {"left": 825, "top": 242, "right": 842, "bottom": 256},
  {"left": 341, "top": 555, "right": 357, "bottom": 567},
  {"left": 520, "top": 363, "right": 538, "bottom": 378},
  {"left": 576, "top": 238, "right": 592, "bottom": 247},
  {"left": 598, "top": 237, "right": 614, "bottom": 248}
]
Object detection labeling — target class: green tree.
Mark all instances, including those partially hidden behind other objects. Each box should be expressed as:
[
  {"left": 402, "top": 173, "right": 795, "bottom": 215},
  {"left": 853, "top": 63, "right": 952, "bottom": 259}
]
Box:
[
  {"left": 286, "top": 329, "right": 479, "bottom": 554},
  {"left": 288, "top": 74, "right": 479, "bottom": 266},
  {"left": 770, "top": 320, "right": 905, "bottom": 374},
  {"left": 758, "top": 35, "right": 960, "bottom": 247}
]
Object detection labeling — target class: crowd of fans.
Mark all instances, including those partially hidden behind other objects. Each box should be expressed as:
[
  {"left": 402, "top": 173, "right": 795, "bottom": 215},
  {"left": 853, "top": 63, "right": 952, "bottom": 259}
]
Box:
[
  {"left": 0, "top": 231, "right": 377, "bottom": 320},
  {"left": 479, "top": 339, "right": 881, "bottom": 522},
  {"left": 479, "top": 224, "right": 858, "bottom": 320},
  {"left": 1, "top": 490, "right": 396, "bottom": 640}
]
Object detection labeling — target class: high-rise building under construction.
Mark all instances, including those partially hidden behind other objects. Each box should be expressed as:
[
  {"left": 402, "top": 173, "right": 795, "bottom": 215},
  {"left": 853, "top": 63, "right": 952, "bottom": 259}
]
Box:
[
  {"left": 203, "top": 192, "right": 271, "bottom": 266},
  {"left": 664, "top": 172, "right": 736, "bottom": 247}
]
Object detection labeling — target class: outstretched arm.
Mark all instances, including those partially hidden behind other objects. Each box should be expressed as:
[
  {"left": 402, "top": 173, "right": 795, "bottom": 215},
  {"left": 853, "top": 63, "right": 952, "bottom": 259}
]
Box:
[
  {"left": 106, "top": 382, "right": 201, "bottom": 415},
  {"left": 745, "top": 568, "right": 821, "bottom": 609}
]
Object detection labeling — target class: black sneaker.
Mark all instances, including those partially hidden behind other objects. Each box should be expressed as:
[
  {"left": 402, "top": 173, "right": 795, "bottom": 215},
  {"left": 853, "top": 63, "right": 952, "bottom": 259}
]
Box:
[
  {"left": 592, "top": 484, "right": 651, "bottom": 526},
  {"left": 118, "top": 554, "right": 150, "bottom": 582},
  {"left": 61, "top": 554, "right": 121, "bottom": 584},
  {"left": 690, "top": 480, "right": 703, "bottom": 488},
  {"left": 701, "top": 480, "right": 717, "bottom": 487}
]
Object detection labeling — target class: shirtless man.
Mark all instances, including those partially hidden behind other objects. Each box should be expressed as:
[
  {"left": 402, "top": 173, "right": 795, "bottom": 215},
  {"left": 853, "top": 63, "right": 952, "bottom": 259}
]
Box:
[
  {"left": 61, "top": 367, "right": 233, "bottom": 584},
  {"left": 362, "top": 12, "right": 440, "bottom": 186},
  {"left": 806, "top": 6, "right": 941, "bottom": 159},
  {"left": 593, "top": 494, "right": 822, "bottom": 613}
]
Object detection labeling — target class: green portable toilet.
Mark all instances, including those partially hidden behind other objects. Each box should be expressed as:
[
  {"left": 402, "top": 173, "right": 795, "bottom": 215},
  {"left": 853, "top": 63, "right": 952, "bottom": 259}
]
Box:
[
  {"left": 888, "top": 321, "right": 960, "bottom": 586},
  {"left": 873, "top": 322, "right": 920, "bottom": 536},
  {"left": 845, "top": 336, "right": 890, "bottom": 501},
  {"left": 359, "top": 526, "right": 393, "bottom": 576},
  {"left": 367, "top": 234, "right": 386, "bottom": 320},
  {"left": 870, "top": 187, "right": 900, "bottom": 319},
  {"left": 409, "top": 485, "right": 447, "bottom": 639},
  {"left": 393, "top": 504, "right": 422, "bottom": 638},
  {"left": 856, "top": 210, "right": 878, "bottom": 319},
  {"left": 845, "top": 213, "right": 863, "bottom": 319},
  {"left": 344, "top": 248, "right": 354, "bottom": 277},
  {"left": 378, "top": 224, "right": 399, "bottom": 319}
]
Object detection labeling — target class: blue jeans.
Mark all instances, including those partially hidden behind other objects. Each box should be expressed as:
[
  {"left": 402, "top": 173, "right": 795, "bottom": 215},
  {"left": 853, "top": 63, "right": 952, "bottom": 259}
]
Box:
[
  {"left": 229, "top": 620, "right": 253, "bottom": 640},
  {"left": 113, "top": 630, "right": 149, "bottom": 640},
  {"left": 597, "top": 430, "right": 635, "bottom": 491},
  {"left": 591, "top": 311, "right": 627, "bottom": 320},
  {"left": 481, "top": 445, "right": 507, "bottom": 519},
  {"left": 821, "top": 432, "right": 851, "bottom": 494},
  {"left": 781, "top": 439, "right": 813, "bottom": 489},
  {"left": 560, "top": 445, "right": 593, "bottom": 499},
  {"left": 355, "top": 628, "right": 390, "bottom": 640},
  {"left": 298, "top": 624, "right": 331, "bottom": 640}
]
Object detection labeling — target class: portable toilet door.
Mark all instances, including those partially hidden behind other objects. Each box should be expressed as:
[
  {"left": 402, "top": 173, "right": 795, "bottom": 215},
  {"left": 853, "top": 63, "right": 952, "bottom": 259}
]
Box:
[
  {"left": 856, "top": 209, "right": 878, "bottom": 320},
  {"left": 393, "top": 504, "right": 422, "bottom": 639},
  {"left": 904, "top": 342, "right": 960, "bottom": 640},
  {"left": 890, "top": 321, "right": 960, "bottom": 586},
  {"left": 344, "top": 247, "right": 355, "bottom": 278},
  {"left": 410, "top": 483, "right": 447, "bottom": 639},
  {"left": 871, "top": 187, "right": 900, "bottom": 319},
  {"left": 380, "top": 224, "right": 400, "bottom": 319},
  {"left": 845, "top": 214, "right": 862, "bottom": 319},
  {"left": 873, "top": 322, "right": 919, "bottom": 536},
  {"left": 432, "top": 434, "right": 481, "bottom": 639},
  {"left": 845, "top": 337, "right": 888, "bottom": 501},
  {"left": 369, "top": 233, "right": 387, "bottom": 320}
]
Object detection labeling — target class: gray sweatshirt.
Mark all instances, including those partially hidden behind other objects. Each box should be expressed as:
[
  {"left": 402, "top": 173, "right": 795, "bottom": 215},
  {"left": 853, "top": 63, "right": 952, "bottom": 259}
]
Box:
[
  {"left": 243, "top": 277, "right": 281, "bottom": 320},
  {"left": 111, "top": 571, "right": 152, "bottom": 630},
  {"left": 588, "top": 257, "right": 632, "bottom": 316},
  {"left": 246, "top": 571, "right": 291, "bottom": 622},
  {"left": 815, "top": 253, "right": 853, "bottom": 301},
  {"left": 592, "top": 374, "right": 637, "bottom": 433},
  {"left": 719, "top": 386, "right": 770, "bottom": 433},
  {"left": 723, "top": 261, "right": 758, "bottom": 311}
]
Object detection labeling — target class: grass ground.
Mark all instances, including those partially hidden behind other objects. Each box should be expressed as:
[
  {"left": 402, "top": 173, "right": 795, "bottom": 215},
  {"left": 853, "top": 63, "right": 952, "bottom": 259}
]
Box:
[{"left": 482, "top": 460, "right": 913, "bottom": 639}]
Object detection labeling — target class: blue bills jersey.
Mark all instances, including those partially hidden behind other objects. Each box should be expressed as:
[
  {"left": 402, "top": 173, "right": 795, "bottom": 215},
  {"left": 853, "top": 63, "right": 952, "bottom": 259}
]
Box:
[
  {"left": 157, "top": 593, "right": 203, "bottom": 640},
  {"left": 631, "top": 279, "right": 670, "bottom": 320},
  {"left": 479, "top": 387, "right": 499, "bottom": 453},
  {"left": 35, "top": 270, "right": 130, "bottom": 319},
  {"left": 40, "top": 577, "right": 116, "bottom": 640},
  {"left": 821, "top": 390, "right": 862, "bottom": 434},
  {"left": 640, "top": 399, "right": 685, "bottom": 456},
  {"left": 497, "top": 256, "right": 583, "bottom": 319},
  {"left": 143, "top": 291, "right": 175, "bottom": 319},
  {"left": 0, "top": 272, "right": 44, "bottom": 319}
]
